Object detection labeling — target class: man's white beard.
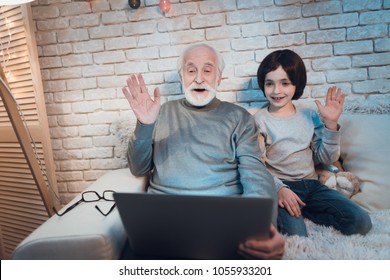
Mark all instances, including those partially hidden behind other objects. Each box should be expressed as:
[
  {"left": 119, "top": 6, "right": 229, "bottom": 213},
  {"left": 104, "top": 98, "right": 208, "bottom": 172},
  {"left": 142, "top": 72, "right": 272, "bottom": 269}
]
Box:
[{"left": 183, "top": 81, "right": 218, "bottom": 107}]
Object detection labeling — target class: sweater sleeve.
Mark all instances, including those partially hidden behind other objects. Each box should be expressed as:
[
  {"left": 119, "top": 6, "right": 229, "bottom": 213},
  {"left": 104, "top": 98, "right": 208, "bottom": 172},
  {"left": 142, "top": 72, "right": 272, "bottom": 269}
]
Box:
[
  {"left": 127, "top": 121, "right": 155, "bottom": 176},
  {"left": 311, "top": 112, "right": 341, "bottom": 165},
  {"left": 235, "top": 113, "right": 276, "bottom": 199}
]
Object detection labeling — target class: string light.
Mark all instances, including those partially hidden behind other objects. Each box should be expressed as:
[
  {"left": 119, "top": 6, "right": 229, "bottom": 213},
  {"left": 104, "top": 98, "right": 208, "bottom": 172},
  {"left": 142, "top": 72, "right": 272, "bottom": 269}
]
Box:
[{"left": 159, "top": 0, "right": 171, "bottom": 13}]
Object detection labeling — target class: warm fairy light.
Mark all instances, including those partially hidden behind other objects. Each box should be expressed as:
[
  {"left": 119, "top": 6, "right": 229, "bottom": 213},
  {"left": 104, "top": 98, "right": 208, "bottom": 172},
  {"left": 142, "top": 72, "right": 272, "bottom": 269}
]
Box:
[{"left": 159, "top": 0, "right": 171, "bottom": 13}]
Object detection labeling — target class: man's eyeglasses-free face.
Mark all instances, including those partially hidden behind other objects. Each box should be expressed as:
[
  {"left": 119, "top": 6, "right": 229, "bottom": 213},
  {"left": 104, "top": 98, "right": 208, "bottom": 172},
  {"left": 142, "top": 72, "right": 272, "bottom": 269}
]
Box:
[{"left": 53, "top": 190, "right": 116, "bottom": 217}]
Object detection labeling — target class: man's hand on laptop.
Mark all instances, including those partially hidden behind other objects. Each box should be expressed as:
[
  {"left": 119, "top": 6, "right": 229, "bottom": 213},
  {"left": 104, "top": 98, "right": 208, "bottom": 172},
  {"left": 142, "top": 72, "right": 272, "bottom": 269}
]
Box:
[{"left": 238, "top": 225, "right": 285, "bottom": 259}]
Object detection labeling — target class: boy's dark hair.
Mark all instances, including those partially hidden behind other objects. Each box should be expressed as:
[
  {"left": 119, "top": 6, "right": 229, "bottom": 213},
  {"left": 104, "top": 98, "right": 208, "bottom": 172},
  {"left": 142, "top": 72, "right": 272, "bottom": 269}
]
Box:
[{"left": 257, "top": 49, "right": 307, "bottom": 100}]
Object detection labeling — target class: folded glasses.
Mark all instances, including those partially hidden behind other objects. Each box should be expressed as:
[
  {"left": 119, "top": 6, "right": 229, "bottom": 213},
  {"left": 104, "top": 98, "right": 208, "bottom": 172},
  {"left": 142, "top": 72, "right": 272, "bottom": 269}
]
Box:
[{"left": 53, "top": 190, "right": 116, "bottom": 217}]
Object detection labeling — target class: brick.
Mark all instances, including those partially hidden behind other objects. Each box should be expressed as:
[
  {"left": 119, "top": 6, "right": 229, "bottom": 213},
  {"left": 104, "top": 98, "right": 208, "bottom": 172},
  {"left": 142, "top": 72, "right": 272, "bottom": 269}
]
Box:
[
  {"left": 50, "top": 126, "right": 78, "bottom": 139},
  {"left": 125, "top": 47, "right": 159, "bottom": 60},
  {"left": 347, "top": 25, "right": 387, "bottom": 41},
  {"left": 138, "top": 33, "right": 170, "bottom": 47},
  {"left": 84, "top": 88, "right": 117, "bottom": 101},
  {"left": 307, "top": 71, "right": 326, "bottom": 85},
  {"left": 307, "top": 29, "right": 346, "bottom": 43},
  {"left": 199, "top": 0, "right": 236, "bottom": 14},
  {"left": 61, "top": 53, "right": 92, "bottom": 67},
  {"left": 72, "top": 101, "right": 102, "bottom": 113},
  {"left": 102, "top": 99, "right": 130, "bottom": 111},
  {"left": 56, "top": 171, "right": 83, "bottom": 182},
  {"left": 124, "top": 21, "right": 156, "bottom": 36},
  {"left": 39, "top": 56, "right": 62, "bottom": 69},
  {"left": 66, "top": 77, "right": 97, "bottom": 91},
  {"left": 32, "top": 6, "right": 59, "bottom": 20},
  {"left": 227, "top": 10, "right": 263, "bottom": 25},
  {"left": 53, "top": 90, "right": 84, "bottom": 103},
  {"left": 37, "top": 18, "right": 69, "bottom": 31},
  {"left": 88, "top": 111, "right": 121, "bottom": 124},
  {"left": 352, "top": 53, "right": 390, "bottom": 67},
  {"left": 71, "top": 40, "right": 104, "bottom": 53},
  {"left": 102, "top": 11, "right": 128, "bottom": 24},
  {"left": 63, "top": 137, "right": 93, "bottom": 149},
  {"left": 268, "top": 33, "right": 305, "bottom": 48},
  {"left": 115, "top": 62, "right": 149, "bottom": 75},
  {"left": 234, "top": 63, "right": 259, "bottom": 77},
  {"left": 206, "top": 26, "right": 241, "bottom": 40},
  {"left": 35, "top": 31, "right": 57, "bottom": 45},
  {"left": 97, "top": 76, "right": 127, "bottom": 88},
  {"left": 353, "top": 79, "right": 390, "bottom": 94},
  {"left": 242, "top": 22, "right": 279, "bottom": 37},
  {"left": 360, "top": 10, "right": 390, "bottom": 25},
  {"left": 369, "top": 66, "right": 390, "bottom": 79},
  {"left": 343, "top": 0, "right": 382, "bottom": 12},
  {"left": 45, "top": 103, "right": 72, "bottom": 115},
  {"left": 42, "top": 43, "right": 73, "bottom": 56},
  {"left": 170, "top": 29, "right": 205, "bottom": 44},
  {"left": 58, "top": 114, "right": 89, "bottom": 126},
  {"left": 158, "top": 82, "right": 183, "bottom": 95},
  {"left": 310, "top": 83, "right": 351, "bottom": 98},
  {"left": 190, "top": 14, "right": 224, "bottom": 29},
  {"left": 105, "top": 37, "right": 137, "bottom": 51},
  {"left": 375, "top": 38, "right": 390, "bottom": 52},
  {"left": 232, "top": 37, "right": 267, "bottom": 51},
  {"left": 223, "top": 51, "right": 254, "bottom": 66},
  {"left": 149, "top": 57, "right": 178, "bottom": 72},
  {"left": 264, "top": 6, "right": 301, "bottom": 21},
  {"left": 53, "top": 150, "right": 83, "bottom": 161},
  {"left": 158, "top": 18, "right": 190, "bottom": 32},
  {"left": 57, "top": 29, "right": 89, "bottom": 43},
  {"left": 162, "top": 2, "right": 197, "bottom": 18},
  {"left": 334, "top": 41, "right": 373, "bottom": 55},
  {"left": 280, "top": 18, "right": 318, "bottom": 34},
  {"left": 91, "top": 0, "right": 110, "bottom": 12},
  {"left": 319, "top": 13, "right": 358, "bottom": 29},
  {"left": 302, "top": 1, "right": 342, "bottom": 17},
  {"left": 60, "top": 160, "right": 90, "bottom": 171},
  {"left": 89, "top": 25, "right": 123, "bottom": 39},
  {"left": 312, "top": 56, "right": 351, "bottom": 71},
  {"left": 79, "top": 125, "right": 110, "bottom": 137},
  {"left": 82, "top": 65, "right": 115, "bottom": 78},
  {"left": 43, "top": 80, "right": 66, "bottom": 92},
  {"left": 216, "top": 91, "right": 237, "bottom": 103},
  {"left": 50, "top": 67, "right": 82, "bottom": 80},
  {"left": 294, "top": 44, "right": 333, "bottom": 59},
  {"left": 70, "top": 14, "right": 100, "bottom": 28},
  {"left": 237, "top": 0, "right": 273, "bottom": 9},
  {"left": 82, "top": 148, "right": 113, "bottom": 159},
  {"left": 92, "top": 135, "right": 116, "bottom": 147},
  {"left": 219, "top": 78, "right": 250, "bottom": 91},
  {"left": 326, "top": 69, "right": 367, "bottom": 83},
  {"left": 59, "top": 2, "right": 91, "bottom": 17},
  {"left": 93, "top": 51, "right": 126, "bottom": 64}
]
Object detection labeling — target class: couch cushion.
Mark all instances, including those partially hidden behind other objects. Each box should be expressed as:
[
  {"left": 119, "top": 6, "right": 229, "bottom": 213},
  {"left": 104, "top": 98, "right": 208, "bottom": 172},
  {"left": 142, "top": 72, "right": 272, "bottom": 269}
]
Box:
[
  {"left": 339, "top": 114, "right": 390, "bottom": 211},
  {"left": 11, "top": 169, "right": 147, "bottom": 260}
]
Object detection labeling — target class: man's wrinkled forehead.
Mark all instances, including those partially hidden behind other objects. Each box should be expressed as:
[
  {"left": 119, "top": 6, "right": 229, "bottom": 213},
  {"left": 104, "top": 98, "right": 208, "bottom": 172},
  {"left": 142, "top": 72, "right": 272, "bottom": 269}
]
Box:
[{"left": 183, "top": 46, "right": 217, "bottom": 68}]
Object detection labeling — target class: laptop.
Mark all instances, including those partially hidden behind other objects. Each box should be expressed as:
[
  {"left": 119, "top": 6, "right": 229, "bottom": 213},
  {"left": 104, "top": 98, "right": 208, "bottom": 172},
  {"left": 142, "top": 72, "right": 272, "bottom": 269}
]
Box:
[{"left": 114, "top": 192, "right": 274, "bottom": 260}]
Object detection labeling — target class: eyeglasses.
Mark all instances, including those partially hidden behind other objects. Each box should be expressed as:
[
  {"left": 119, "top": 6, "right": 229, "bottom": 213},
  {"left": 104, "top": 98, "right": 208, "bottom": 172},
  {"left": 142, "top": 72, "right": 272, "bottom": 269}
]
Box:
[{"left": 53, "top": 190, "right": 116, "bottom": 217}]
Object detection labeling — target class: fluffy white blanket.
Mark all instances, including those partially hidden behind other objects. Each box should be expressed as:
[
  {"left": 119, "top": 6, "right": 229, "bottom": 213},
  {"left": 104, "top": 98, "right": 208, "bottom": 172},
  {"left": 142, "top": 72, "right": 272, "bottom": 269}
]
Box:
[{"left": 283, "top": 209, "right": 390, "bottom": 259}]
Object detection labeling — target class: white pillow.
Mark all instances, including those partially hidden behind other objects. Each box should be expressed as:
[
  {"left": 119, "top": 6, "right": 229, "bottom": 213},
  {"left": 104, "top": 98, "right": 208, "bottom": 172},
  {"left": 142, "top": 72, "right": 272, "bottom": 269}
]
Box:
[{"left": 339, "top": 114, "right": 390, "bottom": 212}]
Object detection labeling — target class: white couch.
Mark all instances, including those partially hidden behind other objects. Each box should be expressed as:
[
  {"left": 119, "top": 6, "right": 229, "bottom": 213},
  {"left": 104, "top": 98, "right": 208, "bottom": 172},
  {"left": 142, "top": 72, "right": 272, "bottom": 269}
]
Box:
[{"left": 11, "top": 111, "right": 390, "bottom": 260}]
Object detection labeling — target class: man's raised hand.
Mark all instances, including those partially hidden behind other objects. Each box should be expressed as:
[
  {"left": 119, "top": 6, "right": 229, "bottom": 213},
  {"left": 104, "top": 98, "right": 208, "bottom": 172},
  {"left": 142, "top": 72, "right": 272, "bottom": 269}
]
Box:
[{"left": 122, "top": 74, "right": 161, "bottom": 124}]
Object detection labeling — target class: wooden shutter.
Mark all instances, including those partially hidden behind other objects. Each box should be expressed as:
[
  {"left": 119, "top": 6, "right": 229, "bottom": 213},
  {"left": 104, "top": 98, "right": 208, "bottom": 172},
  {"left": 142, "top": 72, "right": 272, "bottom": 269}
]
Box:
[{"left": 0, "top": 4, "right": 59, "bottom": 260}]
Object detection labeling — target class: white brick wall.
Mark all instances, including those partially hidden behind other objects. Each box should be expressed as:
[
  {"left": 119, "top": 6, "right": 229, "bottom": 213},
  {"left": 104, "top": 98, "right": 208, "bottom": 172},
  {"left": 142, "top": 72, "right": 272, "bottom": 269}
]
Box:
[{"left": 31, "top": 0, "right": 390, "bottom": 204}]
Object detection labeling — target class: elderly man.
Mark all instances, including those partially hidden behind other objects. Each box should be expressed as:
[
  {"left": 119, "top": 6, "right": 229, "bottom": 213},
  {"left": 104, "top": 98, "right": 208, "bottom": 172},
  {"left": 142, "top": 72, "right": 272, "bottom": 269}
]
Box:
[{"left": 122, "top": 43, "right": 284, "bottom": 259}]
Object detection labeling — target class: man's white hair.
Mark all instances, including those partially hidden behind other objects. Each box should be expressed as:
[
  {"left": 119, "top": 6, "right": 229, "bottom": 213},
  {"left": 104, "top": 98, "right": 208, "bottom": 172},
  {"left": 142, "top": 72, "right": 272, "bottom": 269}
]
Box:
[{"left": 177, "top": 43, "right": 225, "bottom": 78}]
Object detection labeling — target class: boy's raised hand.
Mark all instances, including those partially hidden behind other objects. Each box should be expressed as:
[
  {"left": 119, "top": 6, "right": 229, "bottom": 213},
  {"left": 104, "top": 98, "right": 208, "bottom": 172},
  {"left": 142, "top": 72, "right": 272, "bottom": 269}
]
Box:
[
  {"left": 122, "top": 74, "right": 161, "bottom": 124},
  {"left": 314, "top": 86, "right": 345, "bottom": 131}
]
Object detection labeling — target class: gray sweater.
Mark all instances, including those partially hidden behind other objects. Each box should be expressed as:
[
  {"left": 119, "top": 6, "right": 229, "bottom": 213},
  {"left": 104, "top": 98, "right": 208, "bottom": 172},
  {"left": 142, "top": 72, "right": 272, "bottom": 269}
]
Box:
[
  {"left": 254, "top": 105, "right": 340, "bottom": 191},
  {"left": 127, "top": 98, "right": 276, "bottom": 199}
]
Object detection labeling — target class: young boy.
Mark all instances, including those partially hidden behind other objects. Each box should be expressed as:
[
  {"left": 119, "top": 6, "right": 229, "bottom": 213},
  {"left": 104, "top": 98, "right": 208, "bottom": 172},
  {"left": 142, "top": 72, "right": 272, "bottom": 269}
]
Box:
[{"left": 254, "top": 49, "right": 372, "bottom": 236}]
